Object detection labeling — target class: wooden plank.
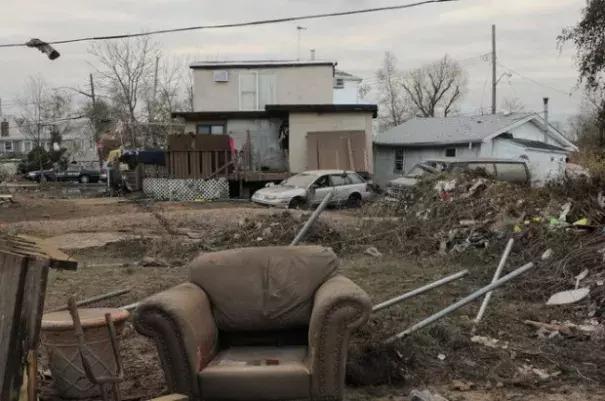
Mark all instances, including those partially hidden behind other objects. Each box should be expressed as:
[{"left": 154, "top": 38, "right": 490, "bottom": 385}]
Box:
[
  {"left": 149, "top": 394, "right": 188, "bottom": 401},
  {"left": 346, "top": 137, "right": 355, "bottom": 170},
  {"left": 1, "top": 235, "right": 77, "bottom": 270},
  {"left": 0, "top": 252, "right": 27, "bottom": 400},
  {"left": 192, "top": 152, "right": 200, "bottom": 179}
]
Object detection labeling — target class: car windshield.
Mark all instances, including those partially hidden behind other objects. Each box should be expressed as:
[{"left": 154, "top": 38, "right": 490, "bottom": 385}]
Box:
[
  {"left": 280, "top": 173, "right": 318, "bottom": 188},
  {"left": 405, "top": 164, "right": 435, "bottom": 178}
]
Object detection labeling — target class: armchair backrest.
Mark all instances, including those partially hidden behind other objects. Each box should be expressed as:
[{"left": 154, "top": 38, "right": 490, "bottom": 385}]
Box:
[{"left": 189, "top": 246, "right": 339, "bottom": 332}]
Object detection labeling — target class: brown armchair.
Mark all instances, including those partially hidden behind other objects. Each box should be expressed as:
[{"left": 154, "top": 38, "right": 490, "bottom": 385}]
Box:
[{"left": 133, "top": 246, "right": 372, "bottom": 401}]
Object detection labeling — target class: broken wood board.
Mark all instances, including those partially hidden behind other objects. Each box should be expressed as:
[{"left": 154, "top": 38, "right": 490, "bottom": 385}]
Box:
[
  {"left": 148, "top": 395, "right": 188, "bottom": 401},
  {"left": 0, "top": 251, "right": 50, "bottom": 401},
  {"left": 0, "top": 234, "right": 77, "bottom": 270}
]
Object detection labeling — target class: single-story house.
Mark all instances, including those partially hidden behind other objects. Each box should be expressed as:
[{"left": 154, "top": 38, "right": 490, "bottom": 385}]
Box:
[
  {"left": 173, "top": 103, "right": 377, "bottom": 178},
  {"left": 373, "top": 112, "right": 579, "bottom": 187}
]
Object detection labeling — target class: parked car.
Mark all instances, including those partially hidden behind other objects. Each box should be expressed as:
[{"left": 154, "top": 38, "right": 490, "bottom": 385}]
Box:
[
  {"left": 386, "top": 158, "right": 530, "bottom": 198},
  {"left": 25, "top": 164, "right": 102, "bottom": 184},
  {"left": 251, "top": 170, "right": 372, "bottom": 209}
]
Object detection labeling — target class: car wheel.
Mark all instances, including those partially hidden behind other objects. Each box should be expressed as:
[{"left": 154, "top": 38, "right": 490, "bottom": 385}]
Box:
[
  {"left": 79, "top": 175, "right": 90, "bottom": 184},
  {"left": 347, "top": 193, "right": 362, "bottom": 208},
  {"left": 288, "top": 197, "right": 306, "bottom": 210}
]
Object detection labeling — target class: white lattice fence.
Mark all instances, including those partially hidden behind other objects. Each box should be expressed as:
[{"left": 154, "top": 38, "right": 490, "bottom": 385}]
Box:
[
  {"left": 142, "top": 164, "right": 168, "bottom": 178},
  {"left": 142, "top": 178, "right": 229, "bottom": 201}
]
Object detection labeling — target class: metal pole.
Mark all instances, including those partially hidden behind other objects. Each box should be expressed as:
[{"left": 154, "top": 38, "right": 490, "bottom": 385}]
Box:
[
  {"left": 48, "top": 289, "right": 130, "bottom": 313},
  {"left": 290, "top": 191, "right": 333, "bottom": 246},
  {"left": 491, "top": 24, "right": 497, "bottom": 114},
  {"left": 372, "top": 270, "right": 469, "bottom": 313},
  {"left": 474, "top": 238, "right": 514, "bottom": 323},
  {"left": 384, "top": 262, "right": 534, "bottom": 344}
]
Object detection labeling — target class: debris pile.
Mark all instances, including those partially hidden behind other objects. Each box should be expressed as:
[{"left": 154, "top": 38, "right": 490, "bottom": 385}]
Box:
[
  {"left": 348, "top": 174, "right": 605, "bottom": 388},
  {"left": 208, "top": 210, "right": 343, "bottom": 250}
]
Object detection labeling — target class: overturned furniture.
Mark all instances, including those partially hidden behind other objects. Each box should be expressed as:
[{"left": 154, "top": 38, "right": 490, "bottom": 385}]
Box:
[{"left": 134, "top": 246, "right": 372, "bottom": 401}]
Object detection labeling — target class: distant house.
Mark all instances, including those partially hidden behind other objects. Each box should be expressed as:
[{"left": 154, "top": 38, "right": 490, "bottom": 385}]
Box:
[
  {"left": 0, "top": 115, "right": 97, "bottom": 165},
  {"left": 173, "top": 60, "right": 378, "bottom": 189},
  {"left": 373, "top": 112, "right": 579, "bottom": 187},
  {"left": 0, "top": 116, "right": 37, "bottom": 155}
]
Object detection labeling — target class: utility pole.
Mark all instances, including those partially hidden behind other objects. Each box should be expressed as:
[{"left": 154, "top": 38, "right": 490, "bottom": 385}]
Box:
[
  {"left": 149, "top": 55, "right": 160, "bottom": 146},
  {"left": 491, "top": 24, "right": 497, "bottom": 115},
  {"left": 89, "top": 73, "right": 96, "bottom": 107},
  {"left": 88, "top": 73, "right": 103, "bottom": 166},
  {"left": 297, "top": 26, "right": 307, "bottom": 60}
]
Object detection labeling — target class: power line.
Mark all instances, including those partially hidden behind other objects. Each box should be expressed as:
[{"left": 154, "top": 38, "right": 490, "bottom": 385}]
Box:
[{"left": 0, "top": 0, "right": 457, "bottom": 48}]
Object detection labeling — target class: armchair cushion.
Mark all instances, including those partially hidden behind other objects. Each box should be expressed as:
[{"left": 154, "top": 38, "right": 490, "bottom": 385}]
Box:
[
  {"left": 198, "top": 346, "right": 310, "bottom": 401},
  {"left": 189, "top": 246, "right": 338, "bottom": 332}
]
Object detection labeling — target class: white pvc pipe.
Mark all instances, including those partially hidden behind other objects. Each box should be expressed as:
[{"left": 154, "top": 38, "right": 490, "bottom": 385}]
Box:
[
  {"left": 372, "top": 270, "right": 468, "bottom": 313},
  {"left": 384, "top": 262, "right": 534, "bottom": 344},
  {"left": 474, "top": 238, "right": 514, "bottom": 323}
]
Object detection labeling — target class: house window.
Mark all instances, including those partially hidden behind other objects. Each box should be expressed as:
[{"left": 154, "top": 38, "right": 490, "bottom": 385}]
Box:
[
  {"left": 4, "top": 141, "right": 12, "bottom": 152},
  {"left": 394, "top": 148, "right": 404, "bottom": 172},
  {"left": 24, "top": 141, "right": 32, "bottom": 152},
  {"left": 196, "top": 124, "right": 226, "bottom": 135},
  {"left": 445, "top": 148, "right": 456, "bottom": 157},
  {"left": 239, "top": 72, "right": 276, "bottom": 111}
]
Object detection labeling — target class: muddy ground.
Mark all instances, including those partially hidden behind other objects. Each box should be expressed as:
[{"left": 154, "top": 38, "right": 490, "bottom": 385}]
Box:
[{"left": 2, "top": 192, "right": 604, "bottom": 401}]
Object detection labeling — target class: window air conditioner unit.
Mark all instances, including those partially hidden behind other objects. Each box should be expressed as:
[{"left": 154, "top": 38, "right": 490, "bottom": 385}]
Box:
[
  {"left": 213, "top": 70, "right": 229, "bottom": 82},
  {"left": 334, "top": 78, "right": 345, "bottom": 89}
]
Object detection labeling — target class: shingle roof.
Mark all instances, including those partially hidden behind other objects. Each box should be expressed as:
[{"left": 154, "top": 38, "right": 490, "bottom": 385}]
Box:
[
  {"left": 505, "top": 137, "right": 567, "bottom": 152},
  {"left": 374, "top": 112, "right": 535, "bottom": 146}
]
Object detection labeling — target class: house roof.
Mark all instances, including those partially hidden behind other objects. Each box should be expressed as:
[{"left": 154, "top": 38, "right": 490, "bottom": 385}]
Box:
[
  {"left": 335, "top": 70, "right": 362, "bottom": 82},
  {"left": 503, "top": 136, "right": 568, "bottom": 152},
  {"left": 172, "top": 111, "right": 271, "bottom": 121},
  {"left": 190, "top": 60, "right": 337, "bottom": 69},
  {"left": 265, "top": 104, "right": 378, "bottom": 118},
  {"left": 375, "top": 113, "right": 535, "bottom": 146},
  {"left": 173, "top": 104, "right": 379, "bottom": 121}
]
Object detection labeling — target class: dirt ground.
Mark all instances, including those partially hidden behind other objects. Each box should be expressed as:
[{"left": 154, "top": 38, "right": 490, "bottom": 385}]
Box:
[{"left": 4, "top": 192, "right": 604, "bottom": 400}]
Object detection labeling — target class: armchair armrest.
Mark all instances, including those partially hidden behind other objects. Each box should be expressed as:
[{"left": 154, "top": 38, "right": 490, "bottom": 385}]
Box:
[
  {"left": 133, "top": 283, "right": 217, "bottom": 399},
  {"left": 307, "top": 275, "right": 372, "bottom": 400}
]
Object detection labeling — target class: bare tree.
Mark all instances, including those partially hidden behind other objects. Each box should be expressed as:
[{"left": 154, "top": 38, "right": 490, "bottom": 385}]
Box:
[
  {"left": 16, "top": 75, "right": 73, "bottom": 173},
  {"left": 17, "top": 75, "right": 72, "bottom": 147},
  {"left": 89, "top": 36, "right": 160, "bottom": 145},
  {"left": 501, "top": 97, "right": 526, "bottom": 113},
  {"left": 375, "top": 52, "right": 414, "bottom": 129},
  {"left": 400, "top": 54, "right": 467, "bottom": 117}
]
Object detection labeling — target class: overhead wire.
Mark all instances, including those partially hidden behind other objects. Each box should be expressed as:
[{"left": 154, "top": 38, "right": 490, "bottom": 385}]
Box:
[{"left": 0, "top": 0, "right": 458, "bottom": 48}]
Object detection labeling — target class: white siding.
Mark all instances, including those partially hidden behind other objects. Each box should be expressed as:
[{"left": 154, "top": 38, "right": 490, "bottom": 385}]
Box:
[
  {"left": 509, "top": 121, "right": 567, "bottom": 148},
  {"left": 373, "top": 144, "right": 480, "bottom": 188},
  {"left": 491, "top": 138, "right": 566, "bottom": 185}
]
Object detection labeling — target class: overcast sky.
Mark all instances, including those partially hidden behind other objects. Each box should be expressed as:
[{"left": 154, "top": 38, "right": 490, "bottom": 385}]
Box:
[{"left": 0, "top": 0, "right": 590, "bottom": 126}]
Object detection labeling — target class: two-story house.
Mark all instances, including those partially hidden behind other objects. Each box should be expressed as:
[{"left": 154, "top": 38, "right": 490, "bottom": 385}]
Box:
[{"left": 172, "top": 60, "right": 377, "bottom": 178}]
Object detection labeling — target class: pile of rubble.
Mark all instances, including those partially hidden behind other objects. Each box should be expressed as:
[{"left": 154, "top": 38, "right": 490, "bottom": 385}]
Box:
[
  {"left": 348, "top": 174, "right": 605, "bottom": 388},
  {"left": 362, "top": 173, "right": 605, "bottom": 257},
  {"left": 210, "top": 210, "right": 343, "bottom": 250}
]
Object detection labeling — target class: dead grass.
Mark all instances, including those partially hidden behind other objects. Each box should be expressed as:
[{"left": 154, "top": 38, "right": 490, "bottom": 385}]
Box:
[{"left": 5, "top": 184, "right": 604, "bottom": 400}]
